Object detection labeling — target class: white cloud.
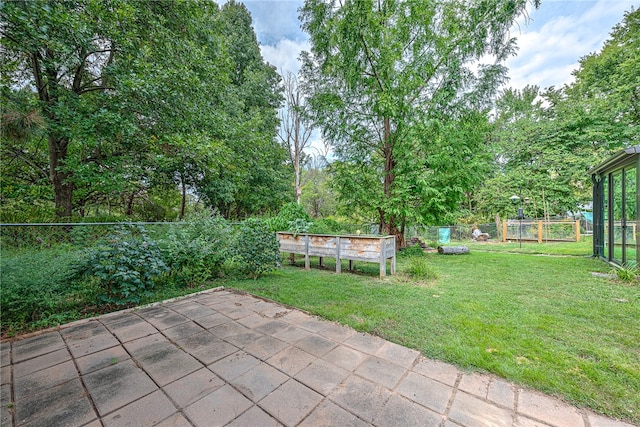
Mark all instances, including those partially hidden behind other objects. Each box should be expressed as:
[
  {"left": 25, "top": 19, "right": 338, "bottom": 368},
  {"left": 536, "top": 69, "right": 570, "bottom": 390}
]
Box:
[
  {"left": 504, "top": 0, "right": 636, "bottom": 90},
  {"left": 260, "top": 38, "right": 310, "bottom": 74}
]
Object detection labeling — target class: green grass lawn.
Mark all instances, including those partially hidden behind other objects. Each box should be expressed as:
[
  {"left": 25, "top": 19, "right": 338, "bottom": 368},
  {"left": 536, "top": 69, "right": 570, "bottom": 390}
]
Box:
[
  {"left": 464, "top": 237, "right": 594, "bottom": 256},
  {"left": 226, "top": 250, "right": 639, "bottom": 424}
]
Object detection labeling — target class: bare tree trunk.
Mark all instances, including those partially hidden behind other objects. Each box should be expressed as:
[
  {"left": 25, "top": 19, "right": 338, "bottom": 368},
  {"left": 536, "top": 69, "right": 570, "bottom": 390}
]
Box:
[
  {"left": 279, "top": 72, "right": 313, "bottom": 205},
  {"left": 125, "top": 192, "right": 136, "bottom": 216}
]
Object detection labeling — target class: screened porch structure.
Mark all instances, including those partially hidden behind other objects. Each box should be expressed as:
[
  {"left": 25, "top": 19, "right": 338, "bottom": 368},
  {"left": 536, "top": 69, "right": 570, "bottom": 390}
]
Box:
[{"left": 589, "top": 145, "right": 640, "bottom": 266}]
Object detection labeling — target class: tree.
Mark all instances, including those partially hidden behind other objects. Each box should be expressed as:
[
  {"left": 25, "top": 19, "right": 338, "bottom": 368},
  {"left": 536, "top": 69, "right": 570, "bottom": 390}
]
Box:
[
  {"left": 1, "top": 0, "right": 289, "bottom": 220},
  {"left": 0, "top": 0, "right": 230, "bottom": 217},
  {"left": 278, "top": 72, "right": 314, "bottom": 204},
  {"left": 202, "top": 0, "right": 291, "bottom": 219},
  {"left": 472, "top": 8, "right": 639, "bottom": 221},
  {"left": 300, "top": 0, "right": 539, "bottom": 246}
]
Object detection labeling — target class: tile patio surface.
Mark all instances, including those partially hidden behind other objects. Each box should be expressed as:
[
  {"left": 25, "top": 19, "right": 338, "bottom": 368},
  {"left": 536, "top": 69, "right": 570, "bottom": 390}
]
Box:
[{"left": 0, "top": 288, "right": 635, "bottom": 427}]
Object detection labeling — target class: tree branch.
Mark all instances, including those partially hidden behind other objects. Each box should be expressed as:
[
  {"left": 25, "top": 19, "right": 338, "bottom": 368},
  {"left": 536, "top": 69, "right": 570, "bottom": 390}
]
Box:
[{"left": 77, "top": 85, "right": 114, "bottom": 95}]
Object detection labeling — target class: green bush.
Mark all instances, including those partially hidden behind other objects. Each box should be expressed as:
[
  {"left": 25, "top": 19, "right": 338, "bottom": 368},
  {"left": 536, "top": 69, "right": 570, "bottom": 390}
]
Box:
[
  {"left": 266, "top": 202, "right": 311, "bottom": 232},
  {"left": 232, "top": 218, "right": 281, "bottom": 279},
  {"left": 406, "top": 256, "right": 439, "bottom": 280},
  {"left": 72, "top": 225, "right": 168, "bottom": 306},
  {"left": 162, "top": 211, "right": 230, "bottom": 286}
]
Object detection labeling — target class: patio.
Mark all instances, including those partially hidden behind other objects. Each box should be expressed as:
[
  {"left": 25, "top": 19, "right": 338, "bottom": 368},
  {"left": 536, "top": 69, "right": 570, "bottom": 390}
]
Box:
[{"left": 1, "top": 288, "right": 634, "bottom": 427}]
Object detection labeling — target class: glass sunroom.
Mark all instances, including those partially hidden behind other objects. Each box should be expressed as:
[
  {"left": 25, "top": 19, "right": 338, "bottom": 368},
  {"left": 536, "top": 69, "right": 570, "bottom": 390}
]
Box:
[{"left": 589, "top": 145, "right": 640, "bottom": 266}]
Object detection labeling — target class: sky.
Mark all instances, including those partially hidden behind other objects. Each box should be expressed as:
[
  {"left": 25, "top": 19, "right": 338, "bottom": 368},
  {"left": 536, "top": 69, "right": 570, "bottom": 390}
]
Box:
[{"left": 234, "top": 0, "right": 638, "bottom": 91}]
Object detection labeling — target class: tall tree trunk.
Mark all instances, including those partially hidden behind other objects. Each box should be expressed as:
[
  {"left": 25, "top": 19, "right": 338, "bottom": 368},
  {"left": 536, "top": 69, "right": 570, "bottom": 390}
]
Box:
[
  {"left": 381, "top": 117, "right": 405, "bottom": 248},
  {"left": 125, "top": 192, "right": 135, "bottom": 216},
  {"left": 180, "top": 172, "right": 186, "bottom": 219},
  {"left": 48, "top": 135, "right": 74, "bottom": 217}
]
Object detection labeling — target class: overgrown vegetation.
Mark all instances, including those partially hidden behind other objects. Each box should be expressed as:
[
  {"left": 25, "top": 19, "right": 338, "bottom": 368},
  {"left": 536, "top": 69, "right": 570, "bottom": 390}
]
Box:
[{"left": 0, "top": 215, "right": 282, "bottom": 334}]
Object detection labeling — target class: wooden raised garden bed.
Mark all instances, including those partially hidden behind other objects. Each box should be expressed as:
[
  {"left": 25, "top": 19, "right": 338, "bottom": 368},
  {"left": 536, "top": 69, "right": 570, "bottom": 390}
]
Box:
[{"left": 276, "top": 233, "right": 396, "bottom": 278}]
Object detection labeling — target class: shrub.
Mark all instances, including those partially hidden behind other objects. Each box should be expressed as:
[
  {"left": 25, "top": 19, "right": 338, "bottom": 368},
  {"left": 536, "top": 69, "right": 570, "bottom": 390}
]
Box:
[
  {"left": 232, "top": 218, "right": 281, "bottom": 279},
  {"left": 72, "top": 225, "right": 168, "bottom": 306},
  {"left": 266, "top": 202, "right": 311, "bottom": 232},
  {"left": 163, "top": 211, "right": 230, "bottom": 286},
  {"left": 406, "top": 257, "right": 439, "bottom": 280}
]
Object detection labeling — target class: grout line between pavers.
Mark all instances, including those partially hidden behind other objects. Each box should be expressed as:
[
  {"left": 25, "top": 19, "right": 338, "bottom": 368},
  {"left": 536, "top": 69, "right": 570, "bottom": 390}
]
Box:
[
  {"left": 440, "top": 371, "right": 463, "bottom": 427},
  {"left": 58, "top": 330, "right": 102, "bottom": 426},
  {"left": 9, "top": 341, "right": 15, "bottom": 427}
]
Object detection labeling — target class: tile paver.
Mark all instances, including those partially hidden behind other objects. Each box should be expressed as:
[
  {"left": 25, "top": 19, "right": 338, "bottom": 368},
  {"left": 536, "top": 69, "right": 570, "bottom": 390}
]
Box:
[
  {"left": 83, "top": 359, "right": 158, "bottom": 416},
  {"left": 2, "top": 288, "right": 636, "bottom": 427},
  {"left": 266, "top": 346, "right": 316, "bottom": 376},
  {"left": 209, "top": 350, "right": 262, "bottom": 382},
  {"left": 260, "top": 379, "right": 323, "bottom": 426},
  {"left": 396, "top": 371, "right": 454, "bottom": 415},
  {"left": 185, "top": 384, "right": 253, "bottom": 427},
  {"left": 244, "top": 335, "right": 288, "bottom": 360},
  {"left": 328, "top": 375, "right": 392, "bottom": 423},
  {"left": 159, "top": 320, "right": 206, "bottom": 341},
  {"left": 294, "top": 359, "right": 350, "bottom": 396},
  {"left": 226, "top": 405, "right": 280, "bottom": 427},
  {"left": 343, "top": 332, "right": 386, "bottom": 355},
  {"left": 12, "top": 347, "right": 71, "bottom": 378},
  {"left": 75, "top": 345, "right": 131, "bottom": 375},
  {"left": 137, "top": 307, "right": 190, "bottom": 330},
  {"left": 412, "top": 357, "right": 461, "bottom": 386},
  {"left": 518, "top": 389, "right": 586, "bottom": 427},
  {"left": 12, "top": 332, "right": 65, "bottom": 363},
  {"left": 13, "top": 359, "right": 77, "bottom": 400},
  {"left": 170, "top": 331, "right": 235, "bottom": 365},
  {"left": 294, "top": 334, "right": 337, "bottom": 357},
  {"left": 374, "top": 394, "right": 443, "bottom": 427},
  {"left": 164, "top": 367, "right": 225, "bottom": 408},
  {"left": 14, "top": 378, "right": 96, "bottom": 427},
  {"left": 230, "top": 362, "right": 288, "bottom": 402},
  {"left": 448, "top": 391, "right": 513, "bottom": 427},
  {"left": 374, "top": 341, "right": 420, "bottom": 369},
  {"left": 101, "top": 313, "right": 158, "bottom": 342},
  {"left": 154, "top": 413, "right": 194, "bottom": 427},
  {"left": 354, "top": 356, "right": 407, "bottom": 389},
  {"left": 299, "top": 399, "right": 369, "bottom": 427},
  {"left": 322, "top": 345, "right": 368, "bottom": 372},
  {"left": 101, "top": 390, "right": 177, "bottom": 427}
]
